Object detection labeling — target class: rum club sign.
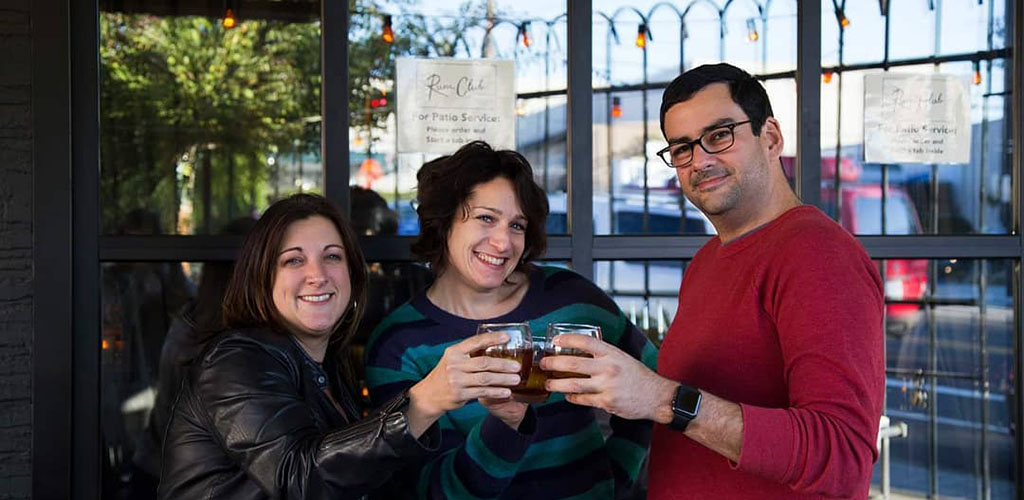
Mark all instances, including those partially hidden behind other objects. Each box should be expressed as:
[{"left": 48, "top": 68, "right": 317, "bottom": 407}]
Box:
[
  {"left": 863, "top": 73, "right": 971, "bottom": 165},
  {"left": 396, "top": 58, "right": 515, "bottom": 154}
]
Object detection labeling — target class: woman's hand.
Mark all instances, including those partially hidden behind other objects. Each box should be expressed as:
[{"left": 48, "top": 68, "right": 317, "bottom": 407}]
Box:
[
  {"left": 477, "top": 397, "right": 529, "bottom": 430},
  {"left": 406, "top": 332, "right": 522, "bottom": 436}
]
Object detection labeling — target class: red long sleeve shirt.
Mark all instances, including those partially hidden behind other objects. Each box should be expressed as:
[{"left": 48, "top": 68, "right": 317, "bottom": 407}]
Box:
[{"left": 649, "top": 206, "right": 884, "bottom": 499}]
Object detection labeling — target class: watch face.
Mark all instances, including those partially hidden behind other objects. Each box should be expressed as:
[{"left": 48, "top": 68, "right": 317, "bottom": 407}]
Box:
[{"left": 675, "top": 387, "right": 701, "bottom": 417}]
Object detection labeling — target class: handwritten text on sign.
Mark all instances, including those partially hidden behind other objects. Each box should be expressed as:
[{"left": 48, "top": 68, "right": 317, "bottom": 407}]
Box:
[
  {"left": 397, "top": 58, "right": 515, "bottom": 153},
  {"left": 863, "top": 73, "right": 970, "bottom": 164}
]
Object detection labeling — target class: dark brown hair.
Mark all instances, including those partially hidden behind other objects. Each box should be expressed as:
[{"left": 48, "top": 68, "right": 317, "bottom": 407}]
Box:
[
  {"left": 411, "top": 141, "right": 548, "bottom": 275},
  {"left": 222, "top": 193, "right": 368, "bottom": 348},
  {"left": 659, "top": 63, "right": 774, "bottom": 137}
]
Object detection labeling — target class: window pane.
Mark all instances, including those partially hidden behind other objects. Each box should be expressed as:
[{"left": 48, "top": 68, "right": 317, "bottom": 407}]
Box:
[
  {"left": 101, "top": 260, "right": 201, "bottom": 496},
  {"left": 888, "top": 1, "right": 936, "bottom": 61},
  {"left": 593, "top": 2, "right": 795, "bottom": 236},
  {"left": 100, "top": 9, "right": 321, "bottom": 235},
  {"left": 594, "top": 260, "right": 686, "bottom": 346},
  {"left": 349, "top": 1, "right": 567, "bottom": 235},
  {"left": 833, "top": 1, "right": 888, "bottom": 66},
  {"left": 821, "top": 63, "right": 1013, "bottom": 236},
  {"left": 880, "top": 258, "right": 1016, "bottom": 498},
  {"left": 939, "top": 1, "right": 997, "bottom": 56}
]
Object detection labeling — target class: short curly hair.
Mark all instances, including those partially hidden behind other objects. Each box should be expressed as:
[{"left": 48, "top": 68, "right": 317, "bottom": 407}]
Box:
[{"left": 411, "top": 141, "right": 548, "bottom": 275}]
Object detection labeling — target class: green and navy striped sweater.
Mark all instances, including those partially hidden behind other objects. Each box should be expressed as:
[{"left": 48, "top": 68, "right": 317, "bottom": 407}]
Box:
[{"left": 365, "top": 266, "right": 658, "bottom": 499}]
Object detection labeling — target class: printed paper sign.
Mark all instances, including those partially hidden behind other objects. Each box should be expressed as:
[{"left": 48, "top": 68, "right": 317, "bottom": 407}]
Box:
[
  {"left": 863, "top": 73, "right": 971, "bottom": 164},
  {"left": 396, "top": 58, "right": 515, "bottom": 153}
]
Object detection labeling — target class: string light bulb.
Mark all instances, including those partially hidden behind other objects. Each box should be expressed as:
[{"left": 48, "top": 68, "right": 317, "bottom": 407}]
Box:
[
  {"left": 519, "top": 22, "right": 531, "bottom": 48},
  {"left": 635, "top": 23, "right": 647, "bottom": 48},
  {"left": 611, "top": 96, "right": 622, "bottom": 118},
  {"left": 222, "top": 7, "right": 236, "bottom": 29},
  {"left": 835, "top": 8, "right": 850, "bottom": 28},
  {"left": 973, "top": 61, "right": 982, "bottom": 85},
  {"left": 382, "top": 15, "right": 394, "bottom": 44},
  {"left": 822, "top": 70, "right": 834, "bottom": 84},
  {"left": 746, "top": 18, "right": 759, "bottom": 42}
]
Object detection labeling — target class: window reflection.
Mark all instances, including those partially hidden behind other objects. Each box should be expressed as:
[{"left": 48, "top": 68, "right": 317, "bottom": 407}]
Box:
[
  {"left": 881, "top": 258, "right": 1015, "bottom": 498},
  {"left": 101, "top": 260, "right": 198, "bottom": 496},
  {"left": 820, "top": 0, "right": 1012, "bottom": 236},
  {"left": 347, "top": 1, "right": 568, "bottom": 235},
  {"left": 100, "top": 11, "right": 322, "bottom": 235},
  {"left": 593, "top": 1, "right": 796, "bottom": 236}
]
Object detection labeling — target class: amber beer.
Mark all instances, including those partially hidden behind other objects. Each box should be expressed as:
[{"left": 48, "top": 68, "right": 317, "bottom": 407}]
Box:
[
  {"left": 515, "top": 343, "right": 550, "bottom": 403},
  {"left": 470, "top": 343, "right": 550, "bottom": 404}
]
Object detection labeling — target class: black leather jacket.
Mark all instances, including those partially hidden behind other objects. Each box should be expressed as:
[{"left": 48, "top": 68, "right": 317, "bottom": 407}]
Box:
[{"left": 157, "top": 327, "right": 438, "bottom": 499}]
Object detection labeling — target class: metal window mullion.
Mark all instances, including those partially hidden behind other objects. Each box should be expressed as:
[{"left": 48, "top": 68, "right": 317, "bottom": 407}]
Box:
[
  {"left": 795, "top": 0, "right": 821, "bottom": 208},
  {"left": 71, "top": 0, "right": 101, "bottom": 498},
  {"left": 323, "top": 0, "right": 350, "bottom": 215},
  {"left": 1009, "top": 0, "right": 1024, "bottom": 497},
  {"left": 32, "top": 0, "right": 73, "bottom": 497},
  {"left": 567, "top": 0, "right": 593, "bottom": 279}
]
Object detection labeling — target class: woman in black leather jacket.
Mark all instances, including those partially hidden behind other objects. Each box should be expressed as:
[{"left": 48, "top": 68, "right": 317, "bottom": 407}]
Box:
[{"left": 158, "top": 194, "right": 524, "bottom": 499}]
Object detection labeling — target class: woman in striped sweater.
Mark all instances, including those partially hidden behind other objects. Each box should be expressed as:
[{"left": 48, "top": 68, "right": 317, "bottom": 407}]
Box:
[{"left": 365, "top": 141, "right": 658, "bottom": 499}]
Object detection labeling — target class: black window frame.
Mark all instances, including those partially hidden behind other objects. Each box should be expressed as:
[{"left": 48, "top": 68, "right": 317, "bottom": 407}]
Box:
[{"left": 28, "top": 0, "right": 1024, "bottom": 497}]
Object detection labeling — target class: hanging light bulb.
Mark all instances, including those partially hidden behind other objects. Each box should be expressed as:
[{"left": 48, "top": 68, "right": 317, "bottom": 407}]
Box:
[
  {"left": 746, "top": 18, "right": 759, "bottom": 42},
  {"left": 520, "top": 22, "right": 531, "bottom": 48},
  {"left": 222, "top": 7, "right": 237, "bottom": 29},
  {"left": 515, "top": 101, "right": 527, "bottom": 116},
  {"left": 834, "top": 8, "right": 851, "bottom": 28},
  {"left": 822, "top": 70, "right": 834, "bottom": 84},
  {"left": 611, "top": 96, "right": 622, "bottom": 118},
  {"left": 635, "top": 23, "right": 647, "bottom": 48},
  {"left": 973, "top": 61, "right": 982, "bottom": 85},
  {"left": 382, "top": 15, "right": 394, "bottom": 44}
]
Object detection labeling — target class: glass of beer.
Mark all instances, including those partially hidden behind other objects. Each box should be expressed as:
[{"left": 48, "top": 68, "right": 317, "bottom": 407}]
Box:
[
  {"left": 514, "top": 339, "right": 550, "bottom": 404},
  {"left": 470, "top": 323, "right": 538, "bottom": 402},
  {"left": 544, "top": 323, "right": 601, "bottom": 379}
]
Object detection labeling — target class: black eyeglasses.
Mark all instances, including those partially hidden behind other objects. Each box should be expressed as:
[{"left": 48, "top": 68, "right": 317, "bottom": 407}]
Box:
[{"left": 656, "top": 120, "right": 753, "bottom": 169}]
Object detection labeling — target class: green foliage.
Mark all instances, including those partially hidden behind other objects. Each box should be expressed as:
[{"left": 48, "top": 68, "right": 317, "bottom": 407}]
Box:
[
  {"left": 101, "top": 12, "right": 322, "bottom": 233},
  {"left": 100, "top": 2, "right": 491, "bottom": 233}
]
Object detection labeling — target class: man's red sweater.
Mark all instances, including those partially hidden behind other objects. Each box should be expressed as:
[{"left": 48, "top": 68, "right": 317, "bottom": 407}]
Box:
[{"left": 649, "top": 206, "right": 884, "bottom": 499}]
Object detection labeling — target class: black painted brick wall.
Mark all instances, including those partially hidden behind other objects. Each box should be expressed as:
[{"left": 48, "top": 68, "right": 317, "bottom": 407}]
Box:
[{"left": 0, "top": 0, "right": 33, "bottom": 498}]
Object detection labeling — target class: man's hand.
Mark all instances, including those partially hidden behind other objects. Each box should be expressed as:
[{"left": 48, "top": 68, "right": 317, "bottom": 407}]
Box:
[{"left": 540, "top": 334, "right": 677, "bottom": 422}]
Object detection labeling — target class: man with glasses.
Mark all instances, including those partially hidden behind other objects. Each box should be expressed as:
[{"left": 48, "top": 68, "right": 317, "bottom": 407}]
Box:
[{"left": 543, "top": 63, "right": 884, "bottom": 499}]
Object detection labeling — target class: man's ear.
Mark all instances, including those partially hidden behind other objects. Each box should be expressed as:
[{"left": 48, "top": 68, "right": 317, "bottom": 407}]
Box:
[{"left": 761, "top": 117, "right": 784, "bottom": 158}]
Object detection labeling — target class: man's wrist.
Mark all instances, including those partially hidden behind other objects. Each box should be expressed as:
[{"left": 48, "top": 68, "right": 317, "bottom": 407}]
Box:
[{"left": 651, "top": 377, "right": 679, "bottom": 425}]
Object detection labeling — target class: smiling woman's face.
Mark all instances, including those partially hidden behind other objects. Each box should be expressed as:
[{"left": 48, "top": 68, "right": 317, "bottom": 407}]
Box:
[
  {"left": 272, "top": 215, "right": 351, "bottom": 343},
  {"left": 442, "top": 177, "right": 527, "bottom": 293}
]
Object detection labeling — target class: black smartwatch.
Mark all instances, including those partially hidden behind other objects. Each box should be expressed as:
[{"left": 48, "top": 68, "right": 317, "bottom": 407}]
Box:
[{"left": 669, "top": 384, "right": 702, "bottom": 431}]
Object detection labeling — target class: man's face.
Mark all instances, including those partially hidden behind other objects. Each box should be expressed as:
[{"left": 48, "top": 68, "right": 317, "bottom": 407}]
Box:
[{"left": 662, "top": 83, "right": 778, "bottom": 220}]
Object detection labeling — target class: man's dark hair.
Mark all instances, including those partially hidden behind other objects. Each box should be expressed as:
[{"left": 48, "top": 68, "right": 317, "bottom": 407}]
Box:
[
  {"left": 411, "top": 141, "right": 548, "bottom": 275},
  {"left": 659, "top": 63, "right": 774, "bottom": 137}
]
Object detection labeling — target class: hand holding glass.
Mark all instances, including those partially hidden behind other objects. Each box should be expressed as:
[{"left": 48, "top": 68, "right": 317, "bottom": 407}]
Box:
[
  {"left": 545, "top": 323, "right": 602, "bottom": 379},
  {"left": 470, "top": 323, "right": 549, "bottom": 403}
]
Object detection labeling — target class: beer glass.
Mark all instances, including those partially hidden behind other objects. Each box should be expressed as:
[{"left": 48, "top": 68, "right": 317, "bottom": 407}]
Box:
[
  {"left": 514, "top": 339, "right": 550, "bottom": 404},
  {"left": 470, "top": 323, "right": 543, "bottom": 402},
  {"left": 544, "top": 323, "right": 601, "bottom": 379}
]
